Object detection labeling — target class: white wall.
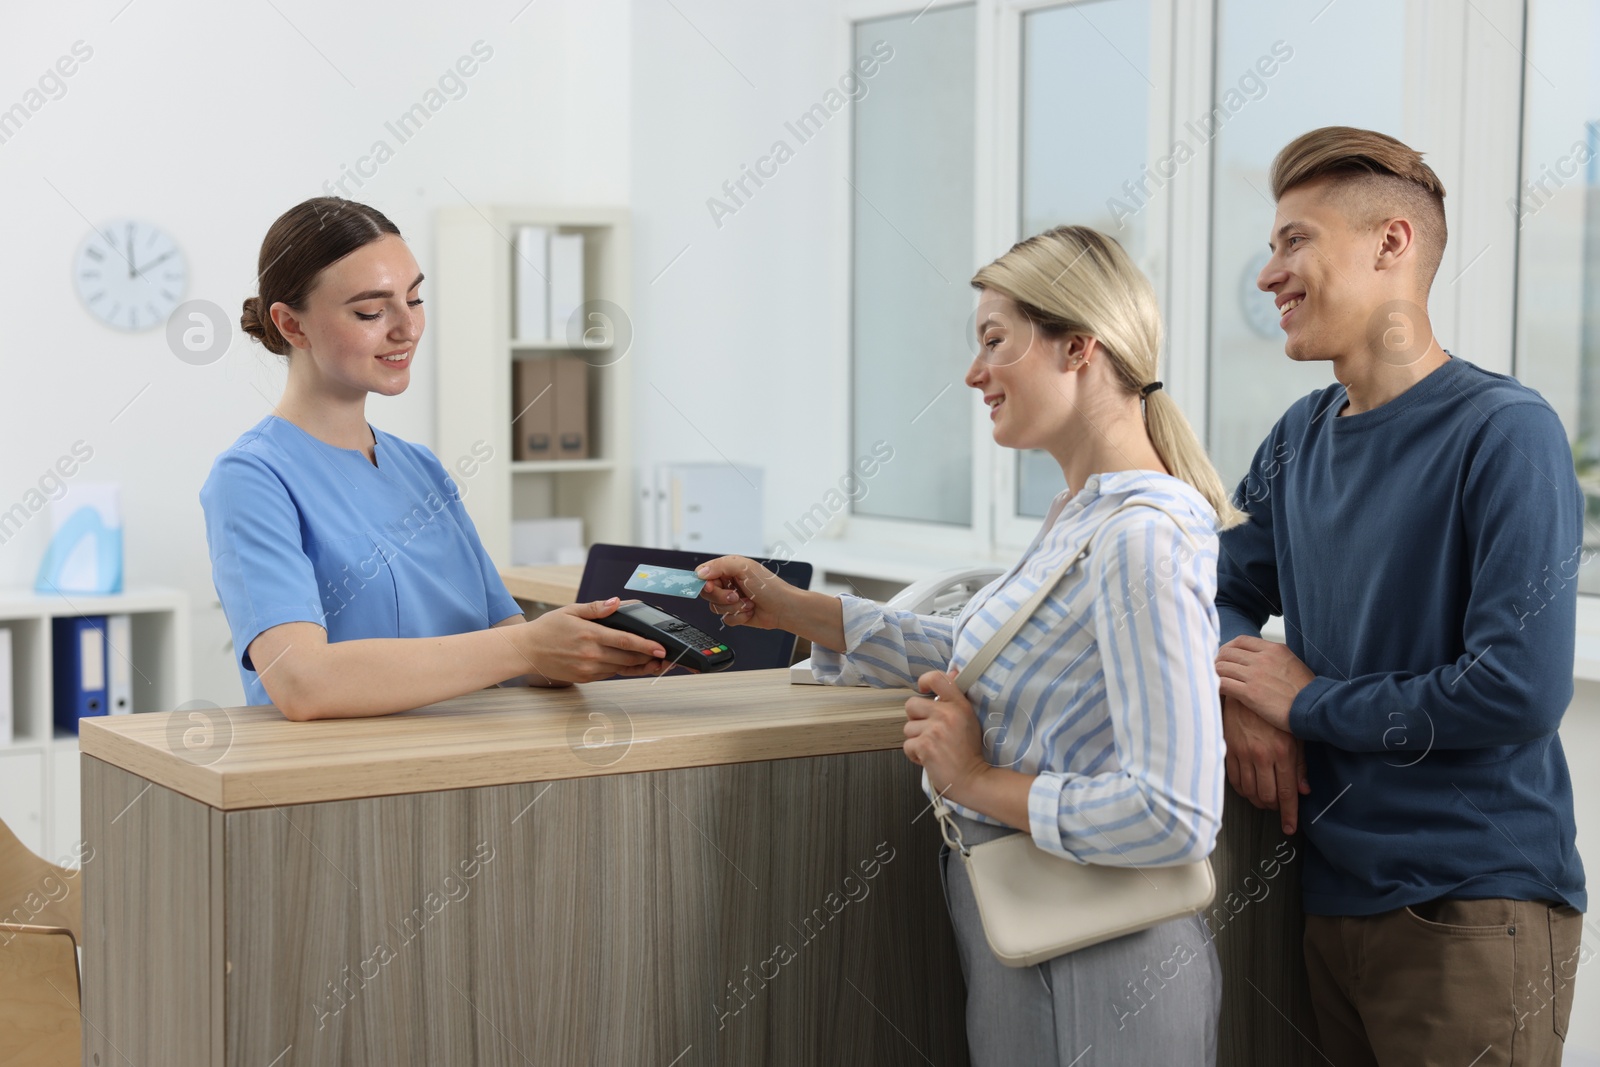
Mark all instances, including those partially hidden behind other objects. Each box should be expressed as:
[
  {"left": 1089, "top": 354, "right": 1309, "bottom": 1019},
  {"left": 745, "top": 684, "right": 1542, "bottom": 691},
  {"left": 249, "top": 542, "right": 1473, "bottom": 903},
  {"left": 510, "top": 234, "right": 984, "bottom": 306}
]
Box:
[
  {"left": 628, "top": 0, "right": 851, "bottom": 550},
  {"left": 0, "top": 0, "right": 630, "bottom": 706}
]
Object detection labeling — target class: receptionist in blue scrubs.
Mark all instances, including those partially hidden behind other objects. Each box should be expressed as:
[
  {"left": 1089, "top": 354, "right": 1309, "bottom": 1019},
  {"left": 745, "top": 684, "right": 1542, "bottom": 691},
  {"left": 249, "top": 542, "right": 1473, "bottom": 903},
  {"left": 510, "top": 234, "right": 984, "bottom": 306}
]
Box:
[{"left": 201, "top": 197, "right": 669, "bottom": 721}]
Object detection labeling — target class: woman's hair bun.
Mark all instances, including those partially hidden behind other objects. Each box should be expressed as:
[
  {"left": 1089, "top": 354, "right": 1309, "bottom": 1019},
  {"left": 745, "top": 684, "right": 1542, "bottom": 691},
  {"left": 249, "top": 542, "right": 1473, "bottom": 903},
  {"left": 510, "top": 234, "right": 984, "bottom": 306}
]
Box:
[{"left": 240, "top": 296, "right": 287, "bottom": 356}]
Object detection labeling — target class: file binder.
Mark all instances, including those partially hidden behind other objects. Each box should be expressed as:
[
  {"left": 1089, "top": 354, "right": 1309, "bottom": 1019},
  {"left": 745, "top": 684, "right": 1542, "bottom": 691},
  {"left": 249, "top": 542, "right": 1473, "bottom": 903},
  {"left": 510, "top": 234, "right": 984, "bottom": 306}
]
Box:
[
  {"left": 514, "top": 226, "right": 550, "bottom": 343},
  {"left": 108, "top": 613, "right": 132, "bottom": 715},
  {"left": 52, "top": 615, "right": 108, "bottom": 734},
  {"left": 553, "top": 357, "right": 588, "bottom": 458},
  {"left": 0, "top": 627, "right": 12, "bottom": 745},
  {"left": 513, "top": 359, "right": 556, "bottom": 460},
  {"left": 548, "top": 232, "right": 585, "bottom": 342}
]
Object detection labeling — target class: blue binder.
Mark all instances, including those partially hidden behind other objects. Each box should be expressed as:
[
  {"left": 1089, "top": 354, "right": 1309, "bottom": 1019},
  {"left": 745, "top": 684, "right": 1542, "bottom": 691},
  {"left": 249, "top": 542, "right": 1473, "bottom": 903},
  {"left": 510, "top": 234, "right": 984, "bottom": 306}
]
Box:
[{"left": 53, "top": 616, "right": 109, "bottom": 734}]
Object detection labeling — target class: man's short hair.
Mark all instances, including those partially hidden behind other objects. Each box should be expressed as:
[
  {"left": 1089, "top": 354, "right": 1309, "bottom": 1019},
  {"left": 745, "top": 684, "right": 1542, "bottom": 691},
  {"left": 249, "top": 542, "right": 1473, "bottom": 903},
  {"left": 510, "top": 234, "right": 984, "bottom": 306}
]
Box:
[{"left": 1270, "top": 126, "right": 1448, "bottom": 291}]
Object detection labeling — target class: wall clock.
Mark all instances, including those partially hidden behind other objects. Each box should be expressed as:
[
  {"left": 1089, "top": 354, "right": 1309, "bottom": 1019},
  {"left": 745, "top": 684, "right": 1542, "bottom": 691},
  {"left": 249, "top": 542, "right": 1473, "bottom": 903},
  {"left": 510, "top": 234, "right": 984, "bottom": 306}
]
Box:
[
  {"left": 74, "top": 219, "right": 187, "bottom": 332},
  {"left": 1239, "top": 249, "right": 1281, "bottom": 340}
]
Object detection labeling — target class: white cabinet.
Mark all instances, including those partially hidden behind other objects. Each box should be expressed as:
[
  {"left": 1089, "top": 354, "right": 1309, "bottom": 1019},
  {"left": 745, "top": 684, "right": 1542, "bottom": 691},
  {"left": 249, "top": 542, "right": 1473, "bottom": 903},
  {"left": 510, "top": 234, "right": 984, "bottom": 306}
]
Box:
[
  {"left": 49, "top": 741, "right": 81, "bottom": 868},
  {"left": 0, "top": 588, "right": 188, "bottom": 863},
  {"left": 0, "top": 747, "right": 45, "bottom": 855}
]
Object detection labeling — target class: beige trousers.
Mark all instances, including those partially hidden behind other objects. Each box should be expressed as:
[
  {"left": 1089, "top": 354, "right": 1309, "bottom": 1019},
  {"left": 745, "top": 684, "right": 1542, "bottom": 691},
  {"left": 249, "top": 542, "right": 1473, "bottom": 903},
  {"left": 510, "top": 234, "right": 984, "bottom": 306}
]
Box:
[{"left": 1302, "top": 897, "right": 1583, "bottom": 1066}]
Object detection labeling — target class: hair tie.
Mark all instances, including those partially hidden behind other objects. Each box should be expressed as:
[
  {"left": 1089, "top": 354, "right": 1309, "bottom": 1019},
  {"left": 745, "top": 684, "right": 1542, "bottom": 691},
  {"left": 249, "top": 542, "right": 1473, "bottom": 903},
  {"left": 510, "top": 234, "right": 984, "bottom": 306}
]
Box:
[{"left": 1140, "top": 380, "right": 1163, "bottom": 398}]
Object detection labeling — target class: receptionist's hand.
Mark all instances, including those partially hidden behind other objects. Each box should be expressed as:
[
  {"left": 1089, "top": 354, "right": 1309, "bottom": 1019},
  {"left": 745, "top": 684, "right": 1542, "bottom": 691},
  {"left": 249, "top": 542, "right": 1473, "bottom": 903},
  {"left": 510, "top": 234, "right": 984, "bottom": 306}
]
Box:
[
  {"left": 520, "top": 598, "right": 671, "bottom": 683},
  {"left": 695, "top": 555, "right": 798, "bottom": 630}
]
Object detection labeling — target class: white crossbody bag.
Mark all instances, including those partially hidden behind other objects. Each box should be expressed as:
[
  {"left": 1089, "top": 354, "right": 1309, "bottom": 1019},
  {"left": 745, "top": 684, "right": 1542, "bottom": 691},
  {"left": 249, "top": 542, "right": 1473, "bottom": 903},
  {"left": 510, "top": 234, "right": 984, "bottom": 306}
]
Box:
[{"left": 932, "top": 501, "right": 1217, "bottom": 968}]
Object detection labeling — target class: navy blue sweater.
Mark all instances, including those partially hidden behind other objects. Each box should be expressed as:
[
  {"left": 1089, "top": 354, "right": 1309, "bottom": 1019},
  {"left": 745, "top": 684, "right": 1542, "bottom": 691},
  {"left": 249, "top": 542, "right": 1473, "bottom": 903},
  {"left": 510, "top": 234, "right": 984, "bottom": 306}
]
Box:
[{"left": 1216, "top": 355, "right": 1586, "bottom": 916}]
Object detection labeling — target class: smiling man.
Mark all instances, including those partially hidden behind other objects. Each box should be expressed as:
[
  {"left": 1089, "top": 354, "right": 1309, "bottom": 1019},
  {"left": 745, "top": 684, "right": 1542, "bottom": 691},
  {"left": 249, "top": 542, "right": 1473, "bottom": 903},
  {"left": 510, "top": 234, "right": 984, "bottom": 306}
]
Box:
[{"left": 1213, "top": 126, "right": 1586, "bottom": 1065}]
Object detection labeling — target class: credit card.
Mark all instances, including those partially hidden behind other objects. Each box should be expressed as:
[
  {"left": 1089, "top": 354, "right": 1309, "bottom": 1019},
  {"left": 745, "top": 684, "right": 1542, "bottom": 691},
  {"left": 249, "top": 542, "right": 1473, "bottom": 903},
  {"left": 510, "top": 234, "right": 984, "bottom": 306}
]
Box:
[{"left": 623, "top": 564, "right": 707, "bottom": 599}]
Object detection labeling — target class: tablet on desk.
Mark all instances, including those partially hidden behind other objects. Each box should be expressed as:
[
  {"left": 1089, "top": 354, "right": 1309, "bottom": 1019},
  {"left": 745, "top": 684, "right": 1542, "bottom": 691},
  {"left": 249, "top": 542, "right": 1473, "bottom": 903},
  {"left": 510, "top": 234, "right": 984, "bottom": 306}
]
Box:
[{"left": 577, "top": 543, "right": 813, "bottom": 675}]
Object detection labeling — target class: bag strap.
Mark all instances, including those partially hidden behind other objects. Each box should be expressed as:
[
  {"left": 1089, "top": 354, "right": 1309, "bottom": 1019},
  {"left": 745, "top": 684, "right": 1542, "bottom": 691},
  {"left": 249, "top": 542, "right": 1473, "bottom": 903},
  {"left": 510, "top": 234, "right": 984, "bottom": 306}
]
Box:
[
  {"left": 953, "top": 500, "right": 1191, "bottom": 696},
  {"left": 932, "top": 497, "right": 1197, "bottom": 849}
]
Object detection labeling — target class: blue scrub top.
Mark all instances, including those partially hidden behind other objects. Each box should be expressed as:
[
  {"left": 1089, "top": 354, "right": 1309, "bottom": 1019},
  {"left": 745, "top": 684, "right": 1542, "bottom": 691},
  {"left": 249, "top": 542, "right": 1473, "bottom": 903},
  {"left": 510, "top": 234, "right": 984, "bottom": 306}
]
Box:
[{"left": 200, "top": 416, "right": 523, "bottom": 707}]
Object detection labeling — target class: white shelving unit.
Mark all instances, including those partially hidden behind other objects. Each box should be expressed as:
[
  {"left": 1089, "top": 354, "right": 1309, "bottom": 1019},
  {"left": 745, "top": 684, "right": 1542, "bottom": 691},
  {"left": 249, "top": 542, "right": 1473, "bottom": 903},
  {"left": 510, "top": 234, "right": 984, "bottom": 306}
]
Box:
[
  {"left": 0, "top": 587, "right": 190, "bottom": 866},
  {"left": 435, "top": 205, "right": 633, "bottom": 566}
]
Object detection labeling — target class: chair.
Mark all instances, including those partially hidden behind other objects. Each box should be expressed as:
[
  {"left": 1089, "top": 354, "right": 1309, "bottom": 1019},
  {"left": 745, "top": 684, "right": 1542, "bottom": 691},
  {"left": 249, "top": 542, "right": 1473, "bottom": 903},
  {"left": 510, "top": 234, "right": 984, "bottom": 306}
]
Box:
[
  {"left": 0, "top": 818, "right": 81, "bottom": 940},
  {"left": 0, "top": 819, "right": 83, "bottom": 1066},
  {"left": 0, "top": 922, "right": 81, "bottom": 1066}
]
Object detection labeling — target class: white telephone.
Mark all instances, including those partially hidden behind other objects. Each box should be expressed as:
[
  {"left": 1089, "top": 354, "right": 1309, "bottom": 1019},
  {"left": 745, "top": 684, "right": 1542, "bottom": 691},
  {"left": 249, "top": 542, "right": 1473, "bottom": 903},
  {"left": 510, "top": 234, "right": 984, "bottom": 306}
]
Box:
[{"left": 788, "top": 565, "right": 1006, "bottom": 685}]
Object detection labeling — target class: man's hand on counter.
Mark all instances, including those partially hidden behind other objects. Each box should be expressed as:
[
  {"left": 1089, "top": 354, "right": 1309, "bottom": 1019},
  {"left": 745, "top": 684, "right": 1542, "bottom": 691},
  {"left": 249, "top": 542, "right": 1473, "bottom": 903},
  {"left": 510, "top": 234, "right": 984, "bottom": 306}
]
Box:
[{"left": 1221, "top": 695, "right": 1309, "bottom": 836}]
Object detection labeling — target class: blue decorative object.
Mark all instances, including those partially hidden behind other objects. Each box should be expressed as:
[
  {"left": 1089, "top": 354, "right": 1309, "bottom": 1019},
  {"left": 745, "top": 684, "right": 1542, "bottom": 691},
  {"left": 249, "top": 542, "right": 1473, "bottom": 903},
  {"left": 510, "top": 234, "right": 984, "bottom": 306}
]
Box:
[{"left": 35, "top": 487, "right": 124, "bottom": 596}]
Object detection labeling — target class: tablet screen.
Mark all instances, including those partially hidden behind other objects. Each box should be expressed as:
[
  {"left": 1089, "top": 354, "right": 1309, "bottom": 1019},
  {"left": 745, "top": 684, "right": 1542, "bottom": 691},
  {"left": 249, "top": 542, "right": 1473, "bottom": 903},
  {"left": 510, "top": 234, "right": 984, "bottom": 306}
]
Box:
[{"left": 577, "top": 543, "right": 813, "bottom": 675}]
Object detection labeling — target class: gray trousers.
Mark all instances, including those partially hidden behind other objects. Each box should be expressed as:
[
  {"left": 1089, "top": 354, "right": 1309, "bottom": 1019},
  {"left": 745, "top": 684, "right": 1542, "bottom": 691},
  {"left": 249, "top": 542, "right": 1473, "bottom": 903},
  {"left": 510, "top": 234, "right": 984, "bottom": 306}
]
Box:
[{"left": 938, "top": 814, "right": 1221, "bottom": 1067}]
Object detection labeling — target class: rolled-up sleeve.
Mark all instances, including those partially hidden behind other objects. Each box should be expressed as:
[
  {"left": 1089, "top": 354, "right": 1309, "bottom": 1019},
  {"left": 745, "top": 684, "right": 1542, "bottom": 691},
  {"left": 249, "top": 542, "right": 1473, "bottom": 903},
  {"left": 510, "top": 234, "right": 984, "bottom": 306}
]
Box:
[{"left": 808, "top": 594, "right": 954, "bottom": 689}]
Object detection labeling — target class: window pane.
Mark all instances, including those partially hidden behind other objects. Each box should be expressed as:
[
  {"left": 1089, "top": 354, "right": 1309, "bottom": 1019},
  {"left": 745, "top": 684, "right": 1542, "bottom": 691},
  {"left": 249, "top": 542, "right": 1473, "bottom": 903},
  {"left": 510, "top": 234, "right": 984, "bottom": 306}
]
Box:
[
  {"left": 1207, "top": 1, "right": 1409, "bottom": 487},
  {"left": 1514, "top": 0, "right": 1600, "bottom": 593},
  {"left": 1015, "top": 0, "right": 1156, "bottom": 517},
  {"left": 851, "top": 4, "right": 976, "bottom": 526}
]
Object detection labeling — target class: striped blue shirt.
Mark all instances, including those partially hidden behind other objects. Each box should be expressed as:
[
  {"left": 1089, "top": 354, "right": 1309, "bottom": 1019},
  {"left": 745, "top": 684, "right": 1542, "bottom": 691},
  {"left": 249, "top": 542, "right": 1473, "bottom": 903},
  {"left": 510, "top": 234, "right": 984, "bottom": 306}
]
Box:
[{"left": 810, "top": 471, "right": 1225, "bottom": 867}]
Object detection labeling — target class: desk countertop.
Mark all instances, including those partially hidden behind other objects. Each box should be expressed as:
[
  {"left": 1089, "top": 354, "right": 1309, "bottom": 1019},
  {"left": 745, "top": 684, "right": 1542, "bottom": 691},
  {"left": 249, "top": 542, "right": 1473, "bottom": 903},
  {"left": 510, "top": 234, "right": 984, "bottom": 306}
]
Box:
[
  {"left": 78, "top": 669, "right": 911, "bottom": 811},
  {"left": 500, "top": 564, "right": 583, "bottom": 605}
]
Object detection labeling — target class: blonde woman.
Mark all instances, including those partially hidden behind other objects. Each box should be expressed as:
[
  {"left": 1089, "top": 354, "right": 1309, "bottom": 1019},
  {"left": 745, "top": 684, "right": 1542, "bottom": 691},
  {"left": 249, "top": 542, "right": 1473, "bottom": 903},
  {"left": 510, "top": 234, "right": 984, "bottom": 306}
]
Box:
[{"left": 696, "top": 226, "right": 1240, "bottom": 1065}]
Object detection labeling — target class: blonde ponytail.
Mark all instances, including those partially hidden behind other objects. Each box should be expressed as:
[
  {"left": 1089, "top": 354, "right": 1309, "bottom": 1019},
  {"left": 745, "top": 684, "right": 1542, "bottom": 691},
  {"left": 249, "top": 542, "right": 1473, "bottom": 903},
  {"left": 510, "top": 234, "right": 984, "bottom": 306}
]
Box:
[
  {"left": 971, "top": 225, "right": 1246, "bottom": 530},
  {"left": 1142, "top": 389, "right": 1246, "bottom": 529}
]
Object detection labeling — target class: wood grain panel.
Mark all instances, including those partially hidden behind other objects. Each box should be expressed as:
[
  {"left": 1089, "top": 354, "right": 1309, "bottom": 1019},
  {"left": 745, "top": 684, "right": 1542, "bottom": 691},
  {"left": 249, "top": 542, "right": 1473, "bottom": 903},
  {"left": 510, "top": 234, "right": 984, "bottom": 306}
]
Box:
[
  {"left": 78, "top": 669, "right": 915, "bottom": 810},
  {"left": 1210, "top": 787, "right": 1321, "bottom": 1066},
  {"left": 81, "top": 755, "right": 222, "bottom": 1066},
  {"left": 82, "top": 689, "right": 1327, "bottom": 1065},
  {"left": 220, "top": 749, "right": 967, "bottom": 1066}
]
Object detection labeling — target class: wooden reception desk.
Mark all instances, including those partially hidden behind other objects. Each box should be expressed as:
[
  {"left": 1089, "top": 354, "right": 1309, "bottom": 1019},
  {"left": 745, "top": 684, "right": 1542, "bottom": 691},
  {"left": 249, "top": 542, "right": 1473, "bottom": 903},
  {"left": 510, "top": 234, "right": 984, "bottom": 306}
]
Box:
[
  {"left": 78, "top": 668, "right": 1318, "bottom": 1067},
  {"left": 77, "top": 669, "right": 967, "bottom": 1066}
]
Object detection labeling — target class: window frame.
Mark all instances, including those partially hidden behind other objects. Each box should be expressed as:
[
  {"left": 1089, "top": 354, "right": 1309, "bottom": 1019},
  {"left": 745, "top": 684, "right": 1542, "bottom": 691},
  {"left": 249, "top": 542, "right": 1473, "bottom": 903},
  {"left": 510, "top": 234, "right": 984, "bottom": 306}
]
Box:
[
  {"left": 839, "top": 0, "right": 991, "bottom": 559},
  {"left": 839, "top": 0, "right": 1536, "bottom": 568},
  {"left": 993, "top": 0, "right": 1192, "bottom": 547},
  {"left": 1506, "top": 0, "right": 1600, "bottom": 634}
]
